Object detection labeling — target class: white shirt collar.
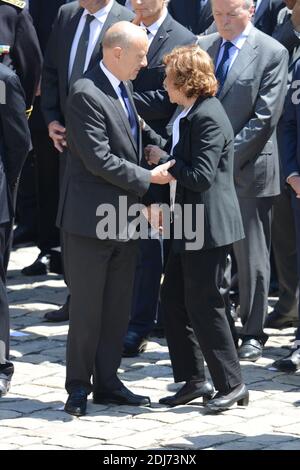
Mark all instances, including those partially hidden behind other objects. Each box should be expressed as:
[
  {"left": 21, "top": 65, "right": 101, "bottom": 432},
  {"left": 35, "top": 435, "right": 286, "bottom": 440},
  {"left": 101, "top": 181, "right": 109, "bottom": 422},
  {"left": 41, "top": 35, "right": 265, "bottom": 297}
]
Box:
[
  {"left": 221, "top": 22, "right": 253, "bottom": 50},
  {"left": 82, "top": 0, "right": 114, "bottom": 23},
  {"left": 141, "top": 7, "right": 168, "bottom": 37},
  {"left": 100, "top": 60, "right": 121, "bottom": 92}
]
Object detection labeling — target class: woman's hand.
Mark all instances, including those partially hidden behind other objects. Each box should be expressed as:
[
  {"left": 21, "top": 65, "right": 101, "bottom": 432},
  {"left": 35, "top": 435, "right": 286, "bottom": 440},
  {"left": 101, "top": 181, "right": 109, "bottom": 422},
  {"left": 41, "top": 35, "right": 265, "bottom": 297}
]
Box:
[{"left": 145, "top": 145, "right": 168, "bottom": 165}]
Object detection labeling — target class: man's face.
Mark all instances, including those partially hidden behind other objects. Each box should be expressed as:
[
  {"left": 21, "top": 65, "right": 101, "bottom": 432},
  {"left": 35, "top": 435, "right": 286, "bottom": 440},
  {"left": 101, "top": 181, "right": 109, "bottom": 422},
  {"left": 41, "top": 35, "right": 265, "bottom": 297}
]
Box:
[
  {"left": 131, "top": 0, "right": 166, "bottom": 26},
  {"left": 284, "top": 0, "right": 297, "bottom": 9},
  {"left": 119, "top": 37, "right": 149, "bottom": 80},
  {"left": 79, "top": 0, "right": 109, "bottom": 13},
  {"left": 212, "top": 0, "right": 253, "bottom": 41}
]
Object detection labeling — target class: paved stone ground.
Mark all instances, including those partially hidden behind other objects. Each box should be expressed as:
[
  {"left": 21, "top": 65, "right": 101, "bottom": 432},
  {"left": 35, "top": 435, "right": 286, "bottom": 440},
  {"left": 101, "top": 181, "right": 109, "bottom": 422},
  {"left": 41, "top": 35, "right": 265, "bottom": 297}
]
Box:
[{"left": 0, "top": 245, "right": 299, "bottom": 450}]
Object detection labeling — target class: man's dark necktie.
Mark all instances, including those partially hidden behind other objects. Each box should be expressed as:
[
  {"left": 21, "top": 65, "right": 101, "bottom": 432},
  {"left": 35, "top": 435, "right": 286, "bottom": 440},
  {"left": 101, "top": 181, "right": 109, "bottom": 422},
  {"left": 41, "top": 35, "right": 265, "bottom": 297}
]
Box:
[
  {"left": 69, "top": 14, "right": 94, "bottom": 89},
  {"left": 119, "top": 82, "right": 138, "bottom": 143},
  {"left": 215, "top": 41, "right": 234, "bottom": 96}
]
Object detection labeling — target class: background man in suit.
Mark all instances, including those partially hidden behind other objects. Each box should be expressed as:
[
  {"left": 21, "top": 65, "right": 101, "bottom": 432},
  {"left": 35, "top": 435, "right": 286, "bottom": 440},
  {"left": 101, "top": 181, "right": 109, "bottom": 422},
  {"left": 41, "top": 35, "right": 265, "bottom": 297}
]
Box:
[
  {"left": 198, "top": 0, "right": 288, "bottom": 361},
  {"left": 41, "top": 0, "right": 134, "bottom": 322},
  {"left": 122, "top": 0, "right": 196, "bottom": 357},
  {"left": 0, "top": 64, "right": 31, "bottom": 397},
  {"left": 264, "top": 0, "right": 300, "bottom": 329},
  {"left": 20, "top": 0, "right": 70, "bottom": 278},
  {"left": 168, "top": 0, "right": 214, "bottom": 34},
  {"left": 272, "top": 59, "right": 300, "bottom": 372},
  {"left": 61, "top": 22, "right": 175, "bottom": 416},
  {"left": 254, "top": 0, "right": 285, "bottom": 35}
]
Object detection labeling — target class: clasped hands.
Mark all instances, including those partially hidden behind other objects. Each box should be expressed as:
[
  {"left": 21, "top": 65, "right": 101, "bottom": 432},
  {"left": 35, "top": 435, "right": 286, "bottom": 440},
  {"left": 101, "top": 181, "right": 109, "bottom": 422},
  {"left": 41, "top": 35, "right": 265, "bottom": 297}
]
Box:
[{"left": 146, "top": 145, "right": 176, "bottom": 185}]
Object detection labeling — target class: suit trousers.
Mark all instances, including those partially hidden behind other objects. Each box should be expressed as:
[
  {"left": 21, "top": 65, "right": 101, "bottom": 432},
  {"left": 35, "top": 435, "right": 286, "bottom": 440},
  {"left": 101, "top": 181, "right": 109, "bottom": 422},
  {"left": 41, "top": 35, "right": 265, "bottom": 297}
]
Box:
[
  {"left": 63, "top": 231, "right": 139, "bottom": 394},
  {"left": 161, "top": 245, "right": 242, "bottom": 393},
  {"left": 233, "top": 197, "right": 273, "bottom": 341},
  {"left": 291, "top": 194, "right": 300, "bottom": 342},
  {"left": 0, "top": 221, "right": 13, "bottom": 364},
  {"left": 271, "top": 186, "right": 299, "bottom": 319}
]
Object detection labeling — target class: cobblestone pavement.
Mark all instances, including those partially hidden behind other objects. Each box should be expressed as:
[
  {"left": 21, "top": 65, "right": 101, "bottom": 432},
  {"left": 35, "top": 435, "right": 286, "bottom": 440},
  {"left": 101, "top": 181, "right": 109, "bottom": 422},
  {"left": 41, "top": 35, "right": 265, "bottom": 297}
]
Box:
[{"left": 0, "top": 245, "right": 299, "bottom": 451}]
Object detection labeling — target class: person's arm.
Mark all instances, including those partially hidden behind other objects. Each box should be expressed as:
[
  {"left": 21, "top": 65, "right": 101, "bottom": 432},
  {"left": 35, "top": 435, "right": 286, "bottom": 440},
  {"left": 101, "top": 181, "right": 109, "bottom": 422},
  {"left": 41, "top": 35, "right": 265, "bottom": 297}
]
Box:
[
  {"left": 234, "top": 48, "right": 288, "bottom": 171},
  {"left": 1, "top": 73, "right": 31, "bottom": 189}
]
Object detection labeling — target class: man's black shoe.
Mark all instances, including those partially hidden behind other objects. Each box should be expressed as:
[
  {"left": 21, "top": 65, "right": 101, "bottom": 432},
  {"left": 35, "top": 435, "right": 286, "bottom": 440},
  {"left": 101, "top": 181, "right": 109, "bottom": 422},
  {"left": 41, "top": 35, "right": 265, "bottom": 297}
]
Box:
[
  {"left": 93, "top": 385, "right": 151, "bottom": 406},
  {"left": 238, "top": 338, "right": 264, "bottom": 362},
  {"left": 64, "top": 389, "right": 88, "bottom": 417},
  {"left": 272, "top": 347, "right": 300, "bottom": 372},
  {"left": 264, "top": 310, "right": 299, "bottom": 329},
  {"left": 0, "top": 363, "right": 14, "bottom": 397},
  {"left": 159, "top": 380, "right": 214, "bottom": 407},
  {"left": 206, "top": 383, "right": 249, "bottom": 412},
  {"left": 21, "top": 251, "right": 62, "bottom": 276},
  {"left": 44, "top": 303, "right": 69, "bottom": 322},
  {"left": 123, "top": 331, "right": 148, "bottom": 357}
]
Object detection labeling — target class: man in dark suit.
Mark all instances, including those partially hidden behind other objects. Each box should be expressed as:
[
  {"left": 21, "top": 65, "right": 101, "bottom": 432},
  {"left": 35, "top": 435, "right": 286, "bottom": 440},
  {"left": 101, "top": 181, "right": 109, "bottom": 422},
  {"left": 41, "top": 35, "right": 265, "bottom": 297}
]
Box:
[
  {"left": 198, "top": 0, "right": 288, "bottom": 361},
  {"left": 123, "top": 0, "right": 196, "bottom": 357},
  {"left": 61, "top": 22, "right": 175, "bottom": 416},
  {"left": 254, "top": 0, "right": 285, "bottom": 35},
  {"left": 168, "top": 0, "right": 214, "bottom": 34},
  {"left": 0, "top": 64, "right": 31, "bottom": 397},
  {"left": 272, "top": 59, "right": 300, "bottom": 372},
  {"left": 41, "top": 0, "right": 134, "bottom": 322},
  {"left": 20, "top": 0, "right": 69, "bottom": 278}
]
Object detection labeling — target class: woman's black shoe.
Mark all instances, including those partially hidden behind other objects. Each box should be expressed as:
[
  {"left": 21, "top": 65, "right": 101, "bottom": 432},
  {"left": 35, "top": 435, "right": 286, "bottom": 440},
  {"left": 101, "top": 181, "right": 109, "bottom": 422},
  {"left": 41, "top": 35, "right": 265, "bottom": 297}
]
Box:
[
  {"left": 205, "top": 383, "right": 249, "bottom": 412},
  {"left": 159, "top": 380, "right": 214, "bottom": 407}
]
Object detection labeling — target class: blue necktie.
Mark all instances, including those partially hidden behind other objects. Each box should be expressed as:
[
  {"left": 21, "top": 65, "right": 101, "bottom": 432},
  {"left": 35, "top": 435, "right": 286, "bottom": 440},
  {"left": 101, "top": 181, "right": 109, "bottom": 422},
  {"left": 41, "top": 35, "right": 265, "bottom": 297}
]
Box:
[
  {"left": 215, "top": 41, "right": 234, "bottom": 96},
  {"left": 119, "top": 82, "right": 138, "bottom": 144}
]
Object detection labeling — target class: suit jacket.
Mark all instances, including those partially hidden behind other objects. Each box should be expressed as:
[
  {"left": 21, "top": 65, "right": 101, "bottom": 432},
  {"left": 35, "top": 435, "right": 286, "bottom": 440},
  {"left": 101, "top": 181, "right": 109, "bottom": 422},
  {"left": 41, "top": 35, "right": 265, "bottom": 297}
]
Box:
[
  {"left": 0, "top": 64, "right": 31, "bottom": 223},
  {"left": 57, "top": 66, "right": 152, "bottom": 240},
  {"left": 41, "top": 0, "right": 134, "bottom": 126},
  {"left": 279, "top": 60, "right": 300, "bottom": 179},
  {"left": 133, "top": 13, "right": 196, "bottom": 138},
  {"left": 168, "top": 0, "right": 213, "bottom": 35},
  {"left": 198, "top": 26, "right": 288, "bottom": 198},
  {"left": 273, "top": 7, "right": 300, "bottom": 79},
  {"left": 0, "top": 1, "right": 43, "bottom": 108},
  {"left": 29, "top": 0, "right": 67, "bottom": 54},
  {"left": 254, "top": 0, "right": 284, "bottom": 36},
  {"left": 153, "top": 96, "right": 244, "bottom": 252}
]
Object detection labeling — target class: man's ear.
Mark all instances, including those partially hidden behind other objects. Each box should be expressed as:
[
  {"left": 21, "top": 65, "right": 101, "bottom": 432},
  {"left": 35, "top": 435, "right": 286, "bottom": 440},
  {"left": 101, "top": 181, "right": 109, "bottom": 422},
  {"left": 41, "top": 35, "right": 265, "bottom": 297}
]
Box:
[{"left": 113, "top": 46, "right": 122, "bottom": 60}]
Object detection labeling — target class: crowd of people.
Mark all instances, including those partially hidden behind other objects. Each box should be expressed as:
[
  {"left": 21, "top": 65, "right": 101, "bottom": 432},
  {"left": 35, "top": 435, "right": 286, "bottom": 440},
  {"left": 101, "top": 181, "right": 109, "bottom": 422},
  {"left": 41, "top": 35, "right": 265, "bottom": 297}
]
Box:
[{"left": 0, "top": 0, "right": 299, "bottom": 418}]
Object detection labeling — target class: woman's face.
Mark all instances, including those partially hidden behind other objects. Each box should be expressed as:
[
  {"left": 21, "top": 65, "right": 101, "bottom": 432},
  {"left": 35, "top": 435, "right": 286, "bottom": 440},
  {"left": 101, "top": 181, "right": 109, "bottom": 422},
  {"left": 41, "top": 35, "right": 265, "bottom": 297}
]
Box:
[{"left": 163, "top": 69, "right": 185, "bottom": 105}]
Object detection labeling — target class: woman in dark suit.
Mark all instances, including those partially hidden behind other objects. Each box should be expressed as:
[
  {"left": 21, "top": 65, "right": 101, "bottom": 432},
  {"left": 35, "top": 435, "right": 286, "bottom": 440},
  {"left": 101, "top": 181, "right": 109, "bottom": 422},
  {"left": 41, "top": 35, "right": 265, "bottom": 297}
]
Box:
[{"left": 146, "top": 44, "right": 248, "bottom": 412}]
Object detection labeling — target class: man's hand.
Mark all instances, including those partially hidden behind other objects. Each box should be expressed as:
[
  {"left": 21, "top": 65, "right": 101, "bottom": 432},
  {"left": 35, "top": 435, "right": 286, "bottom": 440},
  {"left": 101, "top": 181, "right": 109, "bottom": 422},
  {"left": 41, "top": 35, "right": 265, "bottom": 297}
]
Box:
[
  {"left": 145, "top": 144, "right": 168, "bottom": 165},
  {"left": 48, "top": 120, "right": 67, "bottom": 153},
  {"left": 150, "top": 159, "right": 175, "bottom": 184},
  {"left": 292, "top": 0, "right": 300, "bottom": 32},
  {"left": 288, "top": 175, "right": 300, "bottom": 197}
]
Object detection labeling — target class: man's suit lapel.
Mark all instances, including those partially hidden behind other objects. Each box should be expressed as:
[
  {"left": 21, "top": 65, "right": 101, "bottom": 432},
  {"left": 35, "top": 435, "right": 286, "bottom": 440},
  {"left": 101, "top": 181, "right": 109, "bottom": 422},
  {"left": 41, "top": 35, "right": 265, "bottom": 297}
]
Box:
[
  {"left": 88, "top": 2, "right": 122, "bottom": 70},
  {"left": 95, "top": 70, "right": 138, "bottom": 156},
  {"left": 218, "top": 31, "right": 258, "bottom": 100},
  {"left": 61, "top": 7, "right": 83, "bottom": 91},
  {"left": 146, "top": 15, "right": 172, "bottom": 66}
]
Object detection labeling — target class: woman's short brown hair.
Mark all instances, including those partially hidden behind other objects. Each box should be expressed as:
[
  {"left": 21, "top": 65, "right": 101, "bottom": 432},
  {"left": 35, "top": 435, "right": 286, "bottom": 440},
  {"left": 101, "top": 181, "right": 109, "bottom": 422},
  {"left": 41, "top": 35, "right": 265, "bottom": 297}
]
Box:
[{"left": 163, "top": 44, "right": 218, "bottom": 98}]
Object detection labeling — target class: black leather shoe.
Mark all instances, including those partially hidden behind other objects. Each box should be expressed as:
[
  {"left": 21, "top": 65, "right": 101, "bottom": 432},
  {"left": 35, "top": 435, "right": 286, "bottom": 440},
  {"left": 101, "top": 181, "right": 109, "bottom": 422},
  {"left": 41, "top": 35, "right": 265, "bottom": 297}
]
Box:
[
  {"left": 123, "top": 331, "right": 148, "bottom": 357},
  {"left": 93, "top": 385, "right": 151, "bottom": 406},
  {"left": 272, "top": 347, "right": 300, "bottom": 372},
  {"left": 44, "top": 303, "right": 69, "bottom": 322},
  {"left": 238, "top": 338, "right": 263, "bottom": 362},
  {"left": 22, "top": 251, "right": 62, "bottom": 276},
  {"left": 64, "top": 389, "right": 87, "bottom": 417},
  {"left": 159, "top": 380, "right": 214, "bottom": 407},
  {"left": 206, "top": 383, "right": 249, "bottom": 412},
  {"left": 264, "top": 310, "right": 299, "bottom": 329},
  {"left": 0, "top": 363, "right": 14, "bottom": 397}
]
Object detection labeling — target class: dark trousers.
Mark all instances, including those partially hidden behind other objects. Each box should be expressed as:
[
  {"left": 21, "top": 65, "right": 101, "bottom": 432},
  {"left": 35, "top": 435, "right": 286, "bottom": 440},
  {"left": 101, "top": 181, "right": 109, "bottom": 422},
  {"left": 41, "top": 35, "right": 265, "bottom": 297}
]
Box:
[
  {"left": 272, "top": 187, "right": 299, "bottom": 319},
  {"left": 63, "top": 231, "right": 139, "bottom": 394},
  {"left": 16, "top": 151, "right": 37, "bottom": 237},
  {"left": 0, "top": 221, "right": 13, "bottom": 363},
  {"left": 161, "top": 245, "right": 242, "bottom": 393},
  {"left": 291, "top": 194, "right": 300, "bottom": 341},
  {"left": 31, "top": 130, "right": 60, "bottom": 253}
]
